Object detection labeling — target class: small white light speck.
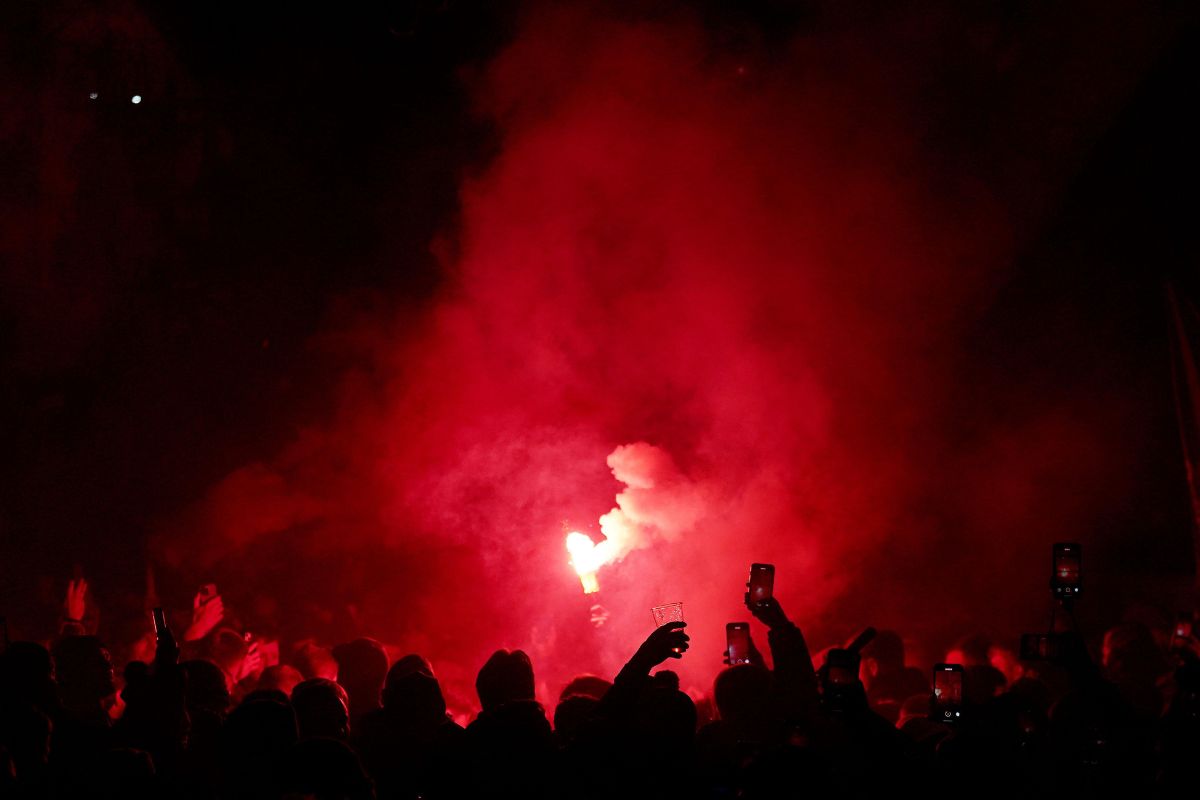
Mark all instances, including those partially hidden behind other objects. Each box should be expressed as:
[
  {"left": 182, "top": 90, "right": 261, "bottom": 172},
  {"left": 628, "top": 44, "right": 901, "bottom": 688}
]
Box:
[
  {"left": 131, "top": 94, "right": 142, "bottom": 104},
  {"left": 88, "top": 92, "right": 98, "bottom": 100}
]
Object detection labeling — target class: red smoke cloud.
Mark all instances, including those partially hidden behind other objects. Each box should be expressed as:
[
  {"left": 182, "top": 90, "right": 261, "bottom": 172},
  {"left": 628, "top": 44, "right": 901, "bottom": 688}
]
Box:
[
  {"left": 158, "top": 4, "right": 1163, "bottom": 705},
  {"left": 599, "top": 442, "right": 708, "bottom": 561}
]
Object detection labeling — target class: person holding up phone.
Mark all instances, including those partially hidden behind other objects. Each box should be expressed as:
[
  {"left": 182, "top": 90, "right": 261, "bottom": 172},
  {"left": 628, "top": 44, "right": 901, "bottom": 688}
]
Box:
[
  {"left": 930, "top": 663, "right": 964, "bottom": 722},
  {"left": 151, "top": 607, "right": 179, "bottom": 668},
  {"left": 746, "top": 563, "right": 775, "bottom": 607},
  {"left": 113, "top": 607, "right": 186, "bottom": 776},
  {"left": 739, "top": 565, "right": 819, "bottom": 724}
]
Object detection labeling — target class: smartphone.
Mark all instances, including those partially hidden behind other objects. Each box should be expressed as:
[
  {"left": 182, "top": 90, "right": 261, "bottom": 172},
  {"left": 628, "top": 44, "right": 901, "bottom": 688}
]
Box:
[
  {"left": 1169, "top": 612, "right": 1194, "bottom": 654},
  {"left": 1051, "top": 542, "right": 1082, "bottom": 599},
  {"left": 151, "top": 607, "right": 168, "bottom": 638},
  {"left": 748, "top": 563, "right": 775, "bottom": 605},
  {"left": 727, "top": 622, "right": 752, "bottom": 665},
  {"left": 931, "top": 663, "right": 964, "bottom": 721}
]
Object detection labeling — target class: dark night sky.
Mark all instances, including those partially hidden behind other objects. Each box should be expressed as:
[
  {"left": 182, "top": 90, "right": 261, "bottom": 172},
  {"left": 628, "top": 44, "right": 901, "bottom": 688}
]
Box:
[
  {"left": 2, "top": 1, "right": 511, "bottom": 599},
  {"left": 2, "top": 0, "right": 1198, "bottom": 643}
]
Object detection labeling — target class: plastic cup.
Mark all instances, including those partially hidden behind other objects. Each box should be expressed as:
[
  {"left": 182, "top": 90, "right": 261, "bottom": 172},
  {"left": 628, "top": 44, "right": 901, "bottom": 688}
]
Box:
[
  {"left": 652, "top": 602, "right": 685, "bottom": 653},
  {"left": 652, "top": 602, "right": 684, "bottom": 628}
]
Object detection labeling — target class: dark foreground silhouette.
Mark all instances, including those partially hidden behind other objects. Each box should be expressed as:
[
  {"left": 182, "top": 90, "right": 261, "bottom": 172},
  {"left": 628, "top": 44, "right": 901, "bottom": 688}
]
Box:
[{"left": 1, "top": 572, "right": 1197, "bottom": 799}]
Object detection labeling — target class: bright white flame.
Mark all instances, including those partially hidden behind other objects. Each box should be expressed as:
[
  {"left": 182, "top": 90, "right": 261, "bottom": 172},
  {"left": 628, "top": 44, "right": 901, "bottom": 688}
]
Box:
[
  {"left": 131, "top": 94, "right": 142, "bottom": 104},
  {"left": 566, "top": 531, "right": 612, "bottom": 594},
  {"left": 89, "top": 92, "right": 99, "bottom": 100},
  {"left": 565, "top": 532, "right": 601, "bottom": 572}
]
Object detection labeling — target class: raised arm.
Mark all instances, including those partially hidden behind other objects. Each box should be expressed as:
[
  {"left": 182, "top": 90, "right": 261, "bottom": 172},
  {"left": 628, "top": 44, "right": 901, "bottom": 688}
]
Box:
[
  {"left": 749, "top": 597, "right": 819, "bottom": 721},
  {"left": 599, "top": 621, "right": 690, "bottom": 717}
]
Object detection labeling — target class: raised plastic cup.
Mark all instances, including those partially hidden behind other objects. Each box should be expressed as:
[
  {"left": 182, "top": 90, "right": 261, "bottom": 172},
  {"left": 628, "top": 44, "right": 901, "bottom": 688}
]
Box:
[
  {"left": 652, "top": 602, "right": 685, "bottom": 653},
  {"left": 651, "top": 602, "right": 684, "bottom": 628}
]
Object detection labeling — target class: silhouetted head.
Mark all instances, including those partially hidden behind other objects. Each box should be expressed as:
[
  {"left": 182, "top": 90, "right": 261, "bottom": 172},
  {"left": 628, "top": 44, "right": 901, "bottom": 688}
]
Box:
[
  {"left": 476, "top": 649, "right": 536, "bottom": 712},
  {"left": 182, "top": 659, "right": 231, "bottom": 717},
  {"left": 230, "top": 696, "right": 297, "bottom": 728},
  {"left": 650, "top": 670, "right": 680, "bottom": 691},
  {"left": 713, "top": 664, "right": 772, "bottom": 727},
  {"left": 332, "top": 638, "right": 389, "bottom": 715},
  {"left": 947, "top": 634, "right": 992, "bottom": 667},
  {"left": 243, "top": 688, "right": 290, "bottom": 706},
  {"left": 1006, "top": 676, "right": 1052, "bottom": 736},
  {"left": 51, "top": 635, "right": 115, "bottom": 709},
  {"left": 381, "top": 664, "right": 446, "bottom": 727},
  {"left": 989, "top": 644, "right": 1023, "bottom": 684},
  {"left": 390, "top": 653, "right": 434, "bottom": 678},
  {"left": 635, "top": 687, "right": 696, "bottom": 748},
  {"left": 553, "top": 694, "right": 599, "bottom": 743},
  {"left": 558, "top": 674, "right": 612, "bottom": 703},
  {"left": 963, "top": 665, "right": 1006, "bottom": 705},
  {"left": 279, "top": 737, "right": 374, "bottom": 800},
  {"left": 292, "top": 678, "right": 350, "bottom": 740},
  {"left": 258, "top": 664, "right": 304, "bottom": 696},
  {"left": 293, "top": 640, "right": 338, "bottom": 681},
  {"left": 220, "top": 698, "right": 299, "bottom": 790},
  {"left": 1102, "top": 622, "right": 1168, "bottom": 682},
  {"left": 819, "top": 648, "right": 868, "bottom": 713}
]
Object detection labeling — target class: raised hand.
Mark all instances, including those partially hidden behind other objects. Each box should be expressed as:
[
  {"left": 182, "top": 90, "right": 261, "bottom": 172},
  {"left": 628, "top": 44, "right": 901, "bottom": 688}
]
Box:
[
  {"left": 603, "top": 621, "right": 692, "bottom": 717},
  {"left": 632, "top": 621, "right": 690, "bottom": 669},
  {"left": 746, "top": 596, "right": 790, "bottom": 631},
  {"left": 237, "top": 639, "right": 264, "bottom": 682},
  {"left": 64, "top": 577, "right": 88, "bottom": 622},
  {"left": 183, "top": 585, "right": 225, "bottom": 642}
]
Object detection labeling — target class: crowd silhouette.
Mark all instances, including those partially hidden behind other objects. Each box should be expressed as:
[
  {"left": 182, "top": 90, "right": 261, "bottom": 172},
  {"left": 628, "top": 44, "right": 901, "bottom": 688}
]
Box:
[{"left": 1, "top": 568, "right": 1197, "bottom": 799}]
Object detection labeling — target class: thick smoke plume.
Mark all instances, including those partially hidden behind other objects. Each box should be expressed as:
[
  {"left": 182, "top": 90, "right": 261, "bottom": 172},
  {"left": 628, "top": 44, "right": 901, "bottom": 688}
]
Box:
[
  {"left": 158, "top": 3, "right": 1168, "bottom": 704},
  {"left": 599, "top": 442, "right": 708, "bottom": 561}
]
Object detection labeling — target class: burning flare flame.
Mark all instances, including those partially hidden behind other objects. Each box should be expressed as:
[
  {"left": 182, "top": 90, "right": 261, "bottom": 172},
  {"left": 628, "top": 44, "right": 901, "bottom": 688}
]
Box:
[{"left": 565, "top": 531, "right": 611, "bottom": 594}]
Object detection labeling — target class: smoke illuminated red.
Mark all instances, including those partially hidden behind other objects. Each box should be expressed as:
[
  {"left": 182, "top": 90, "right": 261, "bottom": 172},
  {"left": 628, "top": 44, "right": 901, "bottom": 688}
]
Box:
[{"left": 150, "top": 3, "right": 1170, "bottom": 708}]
